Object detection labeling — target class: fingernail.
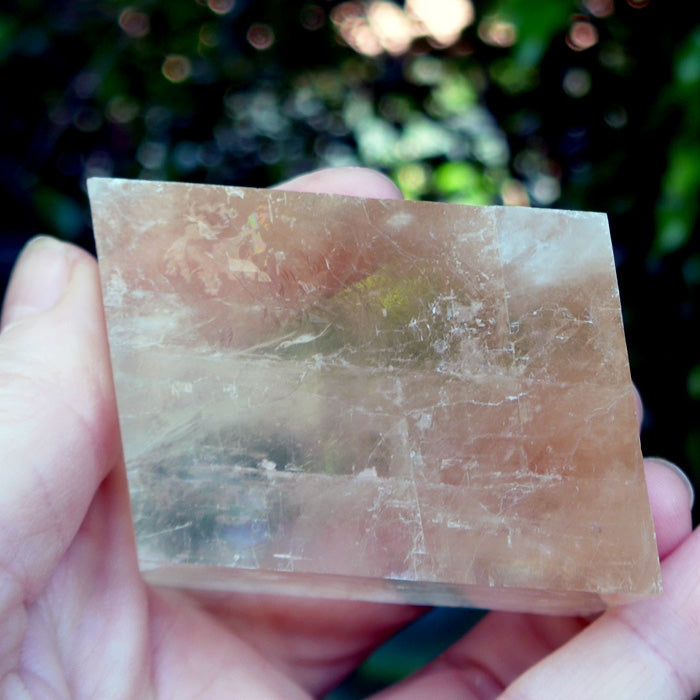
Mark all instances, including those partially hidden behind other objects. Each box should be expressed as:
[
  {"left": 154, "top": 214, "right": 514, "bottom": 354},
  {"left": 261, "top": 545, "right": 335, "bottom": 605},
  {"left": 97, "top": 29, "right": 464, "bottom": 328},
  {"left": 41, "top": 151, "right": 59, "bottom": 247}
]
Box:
[
  {"left": 461, "top": 667, "right": 504, "bottom": 700},
  {"left": 1, "top": 236, "right": 78, "bottom": 328},
  {"left": 651, "top": 457, "right": 695, "bottom": 510}
]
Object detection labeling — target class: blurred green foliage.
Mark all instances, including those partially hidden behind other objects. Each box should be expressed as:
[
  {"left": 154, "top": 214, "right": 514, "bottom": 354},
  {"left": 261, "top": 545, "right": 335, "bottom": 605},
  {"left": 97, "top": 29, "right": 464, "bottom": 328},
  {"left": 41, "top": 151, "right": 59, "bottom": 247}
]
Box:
[{"left": 1, "top": 0, "right": 698, "bottom": 694}]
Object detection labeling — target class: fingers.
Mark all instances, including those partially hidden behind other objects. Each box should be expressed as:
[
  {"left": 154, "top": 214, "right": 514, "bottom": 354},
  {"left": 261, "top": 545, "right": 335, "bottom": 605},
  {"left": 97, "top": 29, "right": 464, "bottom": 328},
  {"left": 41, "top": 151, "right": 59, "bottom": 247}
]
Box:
[
  {"left": 0, "top": 237, "right": 121, "bottom": 603},
  {"left": 633, "top": 384, "right": 643, "bottom": 429},
  {"left": 500, "top": 524, "right": 700, "bottom": 699},
  {"left": 371, "top": 610, "right": 587, "bottom": 700},
  {"left": 1, "top": 236, "right": 82, "bottom": 330},
  {"left": 275, "top": 166, "right": 404, "bottom": 200},
  {"left": 644, "top": 457, "right": 694, "bottom": 559},
  {"left": 186, "top": 591, "right": 424, "bottom": 698},
  {"left": 371, "top": 456, "right": 695, "bottom": 699},
  {"left": 633, "top": 388, "right": 693, "bottom": 560}
]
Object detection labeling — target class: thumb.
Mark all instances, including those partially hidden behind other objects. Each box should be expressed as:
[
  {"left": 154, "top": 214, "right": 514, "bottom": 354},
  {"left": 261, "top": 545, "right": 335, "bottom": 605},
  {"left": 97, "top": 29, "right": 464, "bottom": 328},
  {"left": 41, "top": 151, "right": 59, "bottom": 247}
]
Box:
[
  {"left": 1, "top": 236, "right": 82, "bottom": 329},
  {"left": 0, "top": 237, "right": 121, "bottom": 603}
]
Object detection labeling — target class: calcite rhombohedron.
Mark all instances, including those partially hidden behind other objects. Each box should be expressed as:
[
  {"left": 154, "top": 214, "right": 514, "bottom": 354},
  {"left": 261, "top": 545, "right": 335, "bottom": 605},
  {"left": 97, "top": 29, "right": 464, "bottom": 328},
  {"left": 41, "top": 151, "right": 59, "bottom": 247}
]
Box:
[{"left": 89, "top": 177, "right": 661, "bottom": 615}]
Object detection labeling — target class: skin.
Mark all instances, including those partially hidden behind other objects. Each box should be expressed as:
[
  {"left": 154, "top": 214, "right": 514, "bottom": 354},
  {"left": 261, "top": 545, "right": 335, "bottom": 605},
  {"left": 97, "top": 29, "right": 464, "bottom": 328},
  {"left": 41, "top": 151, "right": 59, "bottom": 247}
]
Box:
[{"left": 0, "top": 167, "right": 696, "bottom": 699}]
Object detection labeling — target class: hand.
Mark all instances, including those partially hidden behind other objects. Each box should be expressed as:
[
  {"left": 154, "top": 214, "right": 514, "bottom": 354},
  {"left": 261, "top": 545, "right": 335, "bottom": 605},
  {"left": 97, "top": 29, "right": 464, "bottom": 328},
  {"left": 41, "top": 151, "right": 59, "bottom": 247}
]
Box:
[{"left": 0, "top": 167, "right": 696, "bottom": 699}]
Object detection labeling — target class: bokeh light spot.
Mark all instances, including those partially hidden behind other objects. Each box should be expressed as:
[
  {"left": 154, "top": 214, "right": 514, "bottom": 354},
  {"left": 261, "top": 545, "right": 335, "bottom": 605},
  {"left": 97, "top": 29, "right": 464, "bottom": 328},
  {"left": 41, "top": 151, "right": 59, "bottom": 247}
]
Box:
[
  {"left": 119, "top": 8, "right": 150, "bottom": 38},
  {"left": 687, "top": 364, "right": 700, "bottom": 399},
  {"left": 198, "top": 142, "right": 224, "bottom": 168},
  {"left": 563, "top": 67, "right": 592, "bottom": 97},
  {"left": 604, "top": 104, "right": 628, "bottom": 129},
  {"left": 173, "top": 142, "right": 200, "bottom": 172},
  {"left": 478, "top": 17, "right": 517, "bottom": 48},
  {"left": 106, "top": 95, "right": 139, "bottom": 124},
  {"left": 137, "top": 141, "right": 167, "bottom": 170},
  {"left": 501, "top": 179, "right": 529, "bottom": 206},
  {"left": 583, "top": 0, "right": 614, "bottom": 17},
  {"left": 406, "top": 0, "right": 474, "bottom": 47},
  {"left": 207, "top": 0, "right": 236, "bottom": 15},
  {"left": 199, "top": 23, "right": 219, "bottom": 48},
  {"left": 332, "top": 0, "right": 473, "bottom": 56},
  {"left": 627, "top": 0, "right": 650, "bottom": 8},
  {"left": 84, "top": 150, "right": 114, "bottom": 179},
  {"left": 567, "top": 20, "right": 598, "bottom": 51},
  {"left": 331, "top": 3, "right": 384, "bottom": 57},
  {"left": 73, "top": 71, "right": 100, "bottom": 99},
  {"left": 330, "top": 1, "right": 364, "bottom": 26},
  {"left": 368, "top": 1, "right": 415, "bottom": 55},
  {"left": 49, "top": 103, "right": 74, "bottom": 127},
  {"left": 300, "top": 4, "right": 326, "bottom": 31},
  {"left": 406, "top": 54, "right": 444, "bottom": 85},
  {"left": 247, "top": 23, "right": 276, "bottom": 50},
  {"left": 74, "top": 107, "right": 102, "bottom": 133},
  {"left": 531, "top": 174, "right": 561, "bottom": 204},
  {"left": 162, "top": 55, "right": 192, "bottom": 83},
  {"left": 396, "top": 162, "right": 430, "bottom": 198},
  {"left": 145, "top": 106, "right": 172, "bottom": 135},
  {"left": 599, "top": 43, "right": 629, "bottom": 71}
]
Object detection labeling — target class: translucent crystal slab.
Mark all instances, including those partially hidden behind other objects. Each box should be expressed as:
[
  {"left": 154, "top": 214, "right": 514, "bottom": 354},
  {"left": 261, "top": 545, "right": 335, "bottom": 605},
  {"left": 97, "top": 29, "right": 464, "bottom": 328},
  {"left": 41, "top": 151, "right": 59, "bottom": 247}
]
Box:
[{"left": 88, "top": 177, "right": 661, "bottom": 615}]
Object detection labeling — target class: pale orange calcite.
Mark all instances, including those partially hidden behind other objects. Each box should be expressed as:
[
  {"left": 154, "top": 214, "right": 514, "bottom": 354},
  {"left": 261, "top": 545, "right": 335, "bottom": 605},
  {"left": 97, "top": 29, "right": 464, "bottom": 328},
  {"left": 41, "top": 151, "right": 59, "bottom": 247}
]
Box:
[{"left": 88, "top": 177, "right": 661, "bottom": 614}]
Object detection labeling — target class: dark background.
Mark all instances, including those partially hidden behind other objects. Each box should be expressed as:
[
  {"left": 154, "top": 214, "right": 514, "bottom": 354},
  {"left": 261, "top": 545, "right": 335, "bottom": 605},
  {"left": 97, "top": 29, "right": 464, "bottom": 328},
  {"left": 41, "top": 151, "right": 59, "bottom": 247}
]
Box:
[{"left": 1, "top": 0, "right": 698, "bottom": 694}]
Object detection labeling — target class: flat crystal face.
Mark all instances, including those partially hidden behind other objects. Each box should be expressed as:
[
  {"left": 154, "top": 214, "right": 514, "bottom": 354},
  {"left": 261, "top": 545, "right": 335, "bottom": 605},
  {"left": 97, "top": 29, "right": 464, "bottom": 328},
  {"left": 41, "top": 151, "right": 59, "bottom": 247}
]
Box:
[{"left": 89, "top": 177, "right": 661, "bottom": 614}]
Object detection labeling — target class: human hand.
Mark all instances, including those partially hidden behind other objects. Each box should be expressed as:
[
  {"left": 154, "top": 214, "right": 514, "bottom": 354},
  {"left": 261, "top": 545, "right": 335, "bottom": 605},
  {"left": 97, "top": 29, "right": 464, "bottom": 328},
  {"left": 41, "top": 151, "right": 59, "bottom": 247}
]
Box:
[{"left": 0, "top": 167, "right": 696, "bottom": 699}]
